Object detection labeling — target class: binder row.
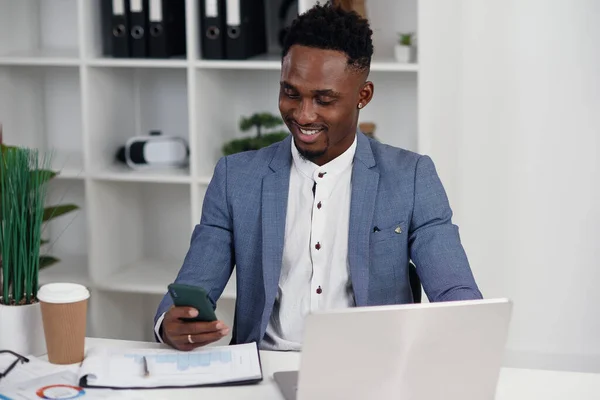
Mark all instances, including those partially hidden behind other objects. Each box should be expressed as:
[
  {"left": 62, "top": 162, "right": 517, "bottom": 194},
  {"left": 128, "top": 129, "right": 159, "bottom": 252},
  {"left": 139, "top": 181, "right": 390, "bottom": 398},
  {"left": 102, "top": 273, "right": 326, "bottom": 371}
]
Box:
[
  {"left": 103, "top": 0, "right": 187, "bottom": 58},
  {"left": 199, "top": 0, "right": 267, "bottom": 60},
  {"left": 102, "top": 0, "right": 270, "bottom": 60}
]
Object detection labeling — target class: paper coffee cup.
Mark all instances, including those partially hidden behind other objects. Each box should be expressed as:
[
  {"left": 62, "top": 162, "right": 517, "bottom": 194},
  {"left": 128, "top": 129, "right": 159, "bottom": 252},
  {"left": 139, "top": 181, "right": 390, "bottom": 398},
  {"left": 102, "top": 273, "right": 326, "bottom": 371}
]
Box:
[{"left": 37, "top": 283, "right": 90, "bottom": 365}]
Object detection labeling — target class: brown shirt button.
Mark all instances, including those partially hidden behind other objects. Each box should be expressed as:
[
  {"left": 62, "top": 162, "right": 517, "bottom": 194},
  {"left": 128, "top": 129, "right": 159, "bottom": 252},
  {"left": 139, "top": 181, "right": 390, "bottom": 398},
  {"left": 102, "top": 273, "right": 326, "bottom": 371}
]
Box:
[
  {"left": 318, "top": 172, "right": 326, "bottom": 178},
  {"left": 316, "top": 286, "right": 322, "bottom": 294},
  {"left": 317, "top": 201, "right": 322, "bottom": 209},
  {"left": 315, "top": 242, "right": 321, "bottom": 250}
]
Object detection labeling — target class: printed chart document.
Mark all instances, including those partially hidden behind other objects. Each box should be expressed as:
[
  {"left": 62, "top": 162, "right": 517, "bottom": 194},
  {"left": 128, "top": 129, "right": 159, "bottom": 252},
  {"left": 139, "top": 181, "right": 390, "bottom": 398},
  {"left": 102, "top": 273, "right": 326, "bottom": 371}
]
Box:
[
  {"left": 0, "top": 353, "right": 71, "bottom": 388},
  {"left": 78, "top": 342, "right": 263, "bottom": 389},
  {"left": 0, "top": 355, "right": 140, "bottom": 400}
]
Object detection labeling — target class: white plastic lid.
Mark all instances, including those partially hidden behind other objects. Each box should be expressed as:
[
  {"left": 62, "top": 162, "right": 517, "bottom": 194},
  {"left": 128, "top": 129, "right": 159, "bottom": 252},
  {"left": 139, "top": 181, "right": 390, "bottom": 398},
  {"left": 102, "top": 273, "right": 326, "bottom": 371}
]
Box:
[{"left": 37, "top": 283, "right": 90, "bottom": 304}]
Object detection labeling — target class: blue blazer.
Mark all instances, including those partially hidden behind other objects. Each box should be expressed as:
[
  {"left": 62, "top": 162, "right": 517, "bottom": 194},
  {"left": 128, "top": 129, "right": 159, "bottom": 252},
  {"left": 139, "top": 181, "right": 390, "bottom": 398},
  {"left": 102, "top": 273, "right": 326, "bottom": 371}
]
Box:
[{"left": 155, "top": 133, "right": 482, "bottom": 344}]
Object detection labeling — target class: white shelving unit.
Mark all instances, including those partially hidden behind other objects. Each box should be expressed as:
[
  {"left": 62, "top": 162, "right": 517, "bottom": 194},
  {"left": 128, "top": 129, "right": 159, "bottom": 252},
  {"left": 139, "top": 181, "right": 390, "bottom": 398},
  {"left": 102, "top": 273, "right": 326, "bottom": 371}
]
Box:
[{"left": 0, "top": 0, "right": 418, "bottom": 343}]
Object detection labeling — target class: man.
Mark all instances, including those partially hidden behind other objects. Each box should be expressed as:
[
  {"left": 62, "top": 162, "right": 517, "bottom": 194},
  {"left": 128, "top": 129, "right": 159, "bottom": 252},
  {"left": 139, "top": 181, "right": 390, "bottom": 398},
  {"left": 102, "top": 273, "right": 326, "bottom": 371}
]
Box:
[{"left": 154, "top": 4, "right": 482, "bottom": 351}]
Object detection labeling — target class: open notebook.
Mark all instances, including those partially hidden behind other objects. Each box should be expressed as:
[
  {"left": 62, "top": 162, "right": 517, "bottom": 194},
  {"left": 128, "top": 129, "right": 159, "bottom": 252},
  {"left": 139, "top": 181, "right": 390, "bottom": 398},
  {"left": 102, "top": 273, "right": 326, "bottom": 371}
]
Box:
[{"left": 78, "top": 342, "right": 263, "bottom": 389}]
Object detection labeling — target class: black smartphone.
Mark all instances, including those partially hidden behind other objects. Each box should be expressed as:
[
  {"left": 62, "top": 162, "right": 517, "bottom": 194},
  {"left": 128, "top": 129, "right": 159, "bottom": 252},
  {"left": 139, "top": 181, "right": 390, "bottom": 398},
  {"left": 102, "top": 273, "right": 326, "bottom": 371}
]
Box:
[{"left": 167, "top": 283, "right": 218, "bottom": 322}]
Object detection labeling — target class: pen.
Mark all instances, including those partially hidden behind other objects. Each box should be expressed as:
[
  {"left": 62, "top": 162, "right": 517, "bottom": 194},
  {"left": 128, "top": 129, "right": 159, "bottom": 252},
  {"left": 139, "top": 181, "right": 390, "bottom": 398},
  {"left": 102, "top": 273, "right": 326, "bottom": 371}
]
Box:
[{"left": 142, "top": 356, "right": 149, "bottom": 377}]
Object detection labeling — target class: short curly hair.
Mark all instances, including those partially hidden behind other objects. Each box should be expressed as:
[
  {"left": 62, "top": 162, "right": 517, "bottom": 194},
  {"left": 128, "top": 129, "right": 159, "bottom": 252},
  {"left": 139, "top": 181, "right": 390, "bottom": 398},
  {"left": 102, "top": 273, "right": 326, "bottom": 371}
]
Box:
[{"left": 282, "top": 2, "right": 374, "bottom": 73}]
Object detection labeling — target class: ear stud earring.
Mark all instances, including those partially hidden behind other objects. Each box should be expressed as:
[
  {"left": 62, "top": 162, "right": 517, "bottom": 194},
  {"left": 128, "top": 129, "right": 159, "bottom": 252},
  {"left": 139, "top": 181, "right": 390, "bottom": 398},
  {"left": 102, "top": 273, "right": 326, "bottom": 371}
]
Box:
[{"left": 358, "top": 103, "right": 364, "bottom": 109}]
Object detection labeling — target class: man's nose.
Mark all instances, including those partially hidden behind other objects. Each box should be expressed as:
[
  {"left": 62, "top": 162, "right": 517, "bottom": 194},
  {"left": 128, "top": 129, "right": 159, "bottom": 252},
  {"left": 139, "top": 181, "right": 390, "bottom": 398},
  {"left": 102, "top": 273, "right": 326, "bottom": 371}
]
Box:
[{"left": 293, "top": 99, "right": 318, "bottom": 126}]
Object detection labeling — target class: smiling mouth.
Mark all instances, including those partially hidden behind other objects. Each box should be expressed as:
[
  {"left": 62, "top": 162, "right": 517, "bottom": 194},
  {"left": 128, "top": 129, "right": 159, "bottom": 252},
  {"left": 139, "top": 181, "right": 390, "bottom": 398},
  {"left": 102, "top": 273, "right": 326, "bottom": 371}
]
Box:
[
  {"left": 292, "top": 124, "right": 326, "bottom": 144},
  {"left": 298, "top": 127, "right": 323, "bottom": 136}
]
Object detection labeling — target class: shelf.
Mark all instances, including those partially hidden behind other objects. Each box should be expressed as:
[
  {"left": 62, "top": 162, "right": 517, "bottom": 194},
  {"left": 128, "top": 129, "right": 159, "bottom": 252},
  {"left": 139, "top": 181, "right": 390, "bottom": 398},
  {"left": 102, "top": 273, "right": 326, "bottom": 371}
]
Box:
[
  {"left": 0, "top": 0, "right": 419, "bottom": 345},
  {"left": 196, "top": 54, "right": 282, "bottom": 71},
  {"left": 38, "top": 255, "right": 90, "bottom": 287},
  {"left": 0, "top": 49, "right": 80, "bottom": 66},
  {"left": 55, "top": 169, "right": 85, "bottom": 180},
  {"left": 85, "top": 67, "right": 190, "bottom": 174},
  {"left": 371, "top": 60, "right": 419, "bottom": 72},
  {"left": 86, "top": 58, "right": 188, "bottom": 69},
  {"left": 43, "top": 179, "right": 88, "bottom": 289},
  {"left": 95, "top": 259, "right": 179, "bottom": 294},
  {"left": 82, "top": 56, "right": 419, "bottom": 72},
  {"left": 90, "top": 164, "right": 191, "bottom": 184},
  {"left": 95, "top": 259, "right": 237, "bottom": 300},
  {"left": 196, "top": 54, "right": 418, "bottom": 72},
  {"left": 0, "top": 66, "right": 84, "bottom": 169},
  {"left": 0, "top": 0, "right": 80, "bottom": 66},
  {"left": 51, "top": 152, "right": 85, "bottom": 179}
]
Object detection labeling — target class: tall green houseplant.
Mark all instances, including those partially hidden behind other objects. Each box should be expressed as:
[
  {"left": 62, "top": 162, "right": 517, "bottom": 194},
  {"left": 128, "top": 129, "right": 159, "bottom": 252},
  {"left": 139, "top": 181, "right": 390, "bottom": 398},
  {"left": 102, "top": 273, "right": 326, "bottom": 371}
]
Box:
[{"left": 0, "top": 144, "right": 78, "bottom": 306}]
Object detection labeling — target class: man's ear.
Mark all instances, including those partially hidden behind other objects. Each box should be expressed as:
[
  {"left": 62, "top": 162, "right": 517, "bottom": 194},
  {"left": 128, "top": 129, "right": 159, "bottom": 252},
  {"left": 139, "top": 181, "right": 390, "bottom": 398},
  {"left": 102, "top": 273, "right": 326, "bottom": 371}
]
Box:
[{"left": 358, "top": 81, "right": 374, "bottom": 109}]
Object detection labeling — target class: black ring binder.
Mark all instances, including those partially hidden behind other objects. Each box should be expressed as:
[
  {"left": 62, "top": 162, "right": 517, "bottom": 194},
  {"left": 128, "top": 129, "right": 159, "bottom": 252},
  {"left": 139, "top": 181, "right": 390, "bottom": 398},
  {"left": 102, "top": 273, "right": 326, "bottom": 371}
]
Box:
[
  {"left": 113, "top": 24, "right": 126, "bottom": 38},
  {"left": 150, "top": 24, "right": 163, "bottom": 37},
  {"left": 131, "top": 26, "right": 145, "bottom": 39},
  {"left": 228, "top": 26, "right": 241, "bottom": 39},
  {"left": 207, "top": 26, "right": 220, "bottom": 40}
]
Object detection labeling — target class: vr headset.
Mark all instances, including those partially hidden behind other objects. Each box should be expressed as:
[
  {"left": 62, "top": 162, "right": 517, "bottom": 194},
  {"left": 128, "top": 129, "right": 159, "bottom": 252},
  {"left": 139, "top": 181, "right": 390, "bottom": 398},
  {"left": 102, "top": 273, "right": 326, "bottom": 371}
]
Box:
[{"left": 116, "top": 132, "right": 189, "bottom": 169}]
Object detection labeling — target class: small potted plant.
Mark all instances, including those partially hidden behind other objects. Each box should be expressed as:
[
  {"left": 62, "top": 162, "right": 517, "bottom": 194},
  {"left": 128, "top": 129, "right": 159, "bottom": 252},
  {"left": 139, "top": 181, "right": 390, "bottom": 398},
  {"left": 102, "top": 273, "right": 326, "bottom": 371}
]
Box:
[
  {"left": 0, "top": 137, "right": 79, "bottom": 356},
  {"left": 222, "top": 112, "right": 289, "bottom": 156},
  {"left": 395, "top": 32, "right": 417, "bottom": 63},
  {"left": 331, "top": 0, "right": 367, "bottom": 19}
]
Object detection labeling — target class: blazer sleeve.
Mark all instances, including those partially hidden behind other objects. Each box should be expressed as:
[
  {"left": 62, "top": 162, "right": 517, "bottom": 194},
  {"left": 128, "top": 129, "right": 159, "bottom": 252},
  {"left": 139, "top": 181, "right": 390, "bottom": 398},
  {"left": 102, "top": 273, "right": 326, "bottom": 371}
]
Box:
[
  {"left": 154, "top": 157, "right": 235, "bottom": 333},
  {"left": 408, "top": 155, "right": 483, "bottom": 302}
]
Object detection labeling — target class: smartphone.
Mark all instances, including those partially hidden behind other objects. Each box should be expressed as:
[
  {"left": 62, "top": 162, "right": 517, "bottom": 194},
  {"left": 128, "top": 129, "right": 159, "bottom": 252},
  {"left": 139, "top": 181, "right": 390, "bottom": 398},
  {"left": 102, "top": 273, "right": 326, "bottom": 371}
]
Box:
[{"left": 167, "top": 283, "right": 218, "bottom": 322}]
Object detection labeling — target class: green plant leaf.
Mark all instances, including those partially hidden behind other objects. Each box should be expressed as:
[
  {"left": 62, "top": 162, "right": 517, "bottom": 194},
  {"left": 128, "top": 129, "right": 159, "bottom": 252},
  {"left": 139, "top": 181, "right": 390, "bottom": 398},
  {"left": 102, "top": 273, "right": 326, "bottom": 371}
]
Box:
[
  {"left": 31, "top": 169, "right": 56, "bottom": 185},
  {"left": 39, "top": 256, "right": 59, "bottom": 269},
  {"left": 0, "top": 147, "right": 51, "bottom": 304},
  {"left": 398, "top": 32, "right": 414, "bottom": 46},
  {"left": 1, "top": 144, "right": 17, "bottom": 155},
  {"left": 239, "top": 112, "right": 283, "bottom": 132},
  {"left": 43, "top": 204, "right": 78, "bottom": 222},
  {"left": 222, "top": 132, "right": 289, "bottom": 155}
]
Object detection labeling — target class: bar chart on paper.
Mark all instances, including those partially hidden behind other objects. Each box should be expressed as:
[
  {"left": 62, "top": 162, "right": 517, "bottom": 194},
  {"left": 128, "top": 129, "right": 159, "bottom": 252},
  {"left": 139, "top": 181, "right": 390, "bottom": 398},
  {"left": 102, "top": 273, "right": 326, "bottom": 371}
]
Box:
[{"left": 137, "top": 349, "right": 233, "bottom": 375}]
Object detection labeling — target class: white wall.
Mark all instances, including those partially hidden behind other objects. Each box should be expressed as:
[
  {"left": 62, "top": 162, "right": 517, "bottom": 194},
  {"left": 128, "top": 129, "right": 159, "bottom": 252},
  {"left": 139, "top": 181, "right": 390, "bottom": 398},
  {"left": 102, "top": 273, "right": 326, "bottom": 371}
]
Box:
[{"left": 419, "top": 0, "right": 600, "bottom": 372}]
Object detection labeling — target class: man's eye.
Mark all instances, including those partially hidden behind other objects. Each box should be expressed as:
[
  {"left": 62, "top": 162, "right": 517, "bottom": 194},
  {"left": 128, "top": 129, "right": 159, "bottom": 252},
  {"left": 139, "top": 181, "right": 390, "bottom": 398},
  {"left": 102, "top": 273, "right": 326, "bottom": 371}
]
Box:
[
  {"left": 317, "top": 98, "right": 333, "bottom": 106},
  {"left": 284, "top": 90, "right": 299, "bottom": 99}
]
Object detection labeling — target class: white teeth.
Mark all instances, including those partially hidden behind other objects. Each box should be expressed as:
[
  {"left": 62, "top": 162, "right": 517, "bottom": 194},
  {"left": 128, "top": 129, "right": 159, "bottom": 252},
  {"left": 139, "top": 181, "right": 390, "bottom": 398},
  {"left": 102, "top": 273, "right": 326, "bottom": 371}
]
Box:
[{"left": 300, "top": 128, "right": 321, "bottom": 136}]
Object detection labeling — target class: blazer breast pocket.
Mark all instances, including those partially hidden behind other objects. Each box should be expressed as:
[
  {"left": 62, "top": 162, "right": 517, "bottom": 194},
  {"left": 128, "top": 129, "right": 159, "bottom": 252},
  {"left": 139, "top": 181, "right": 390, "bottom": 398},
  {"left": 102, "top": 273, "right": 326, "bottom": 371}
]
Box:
[{"left": 370, "top": 221, "right": 406, "bottom": 244}]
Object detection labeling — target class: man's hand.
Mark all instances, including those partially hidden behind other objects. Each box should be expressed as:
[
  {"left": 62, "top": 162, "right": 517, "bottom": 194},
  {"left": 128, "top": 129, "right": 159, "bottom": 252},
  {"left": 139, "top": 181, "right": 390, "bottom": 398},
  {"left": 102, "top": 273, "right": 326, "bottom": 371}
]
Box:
[{"left": 162, "top": 306, "right": 230, "bottom": 351}]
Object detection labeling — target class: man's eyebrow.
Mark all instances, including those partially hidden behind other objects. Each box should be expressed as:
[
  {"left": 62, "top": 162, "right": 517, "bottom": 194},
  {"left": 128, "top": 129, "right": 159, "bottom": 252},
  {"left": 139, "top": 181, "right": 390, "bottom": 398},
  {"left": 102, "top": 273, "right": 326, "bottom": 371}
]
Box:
[
  {"left": 312, "top": 89, "right": 341, "bottom": 97},
  {"left": 280, "top": 81, "right": 341, "bottom": 97},
  {"left": 281, "top": 81, "right": 296, "bottom": 90}
]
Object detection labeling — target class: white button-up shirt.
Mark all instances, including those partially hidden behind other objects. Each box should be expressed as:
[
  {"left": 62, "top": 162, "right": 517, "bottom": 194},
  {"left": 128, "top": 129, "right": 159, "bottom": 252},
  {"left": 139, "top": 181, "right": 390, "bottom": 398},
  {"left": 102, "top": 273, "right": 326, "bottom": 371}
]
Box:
[
  {"left": 261, "top": 135, "right": 357, "bottom": 351},
  {"left": 155, "top": 135, "right": 357, "bottom": 349}
]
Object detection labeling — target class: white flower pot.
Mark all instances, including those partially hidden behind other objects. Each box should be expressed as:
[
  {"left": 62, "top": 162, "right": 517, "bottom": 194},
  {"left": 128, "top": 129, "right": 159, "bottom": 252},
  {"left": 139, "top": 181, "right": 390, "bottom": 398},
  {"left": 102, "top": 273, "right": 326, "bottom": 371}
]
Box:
[
  {"left": 0, "top": 302, "right": 47, "bottom": 356},
  {"left": 394, "top": 44, "right": 416, "bottom": 63}
]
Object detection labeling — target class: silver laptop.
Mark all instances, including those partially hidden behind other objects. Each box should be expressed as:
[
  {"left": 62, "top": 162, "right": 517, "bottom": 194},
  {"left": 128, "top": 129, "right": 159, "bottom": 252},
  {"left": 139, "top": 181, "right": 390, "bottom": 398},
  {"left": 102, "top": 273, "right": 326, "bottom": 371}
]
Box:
[{"left": 274, "top": 298, "right": 512, "bottom": 400}]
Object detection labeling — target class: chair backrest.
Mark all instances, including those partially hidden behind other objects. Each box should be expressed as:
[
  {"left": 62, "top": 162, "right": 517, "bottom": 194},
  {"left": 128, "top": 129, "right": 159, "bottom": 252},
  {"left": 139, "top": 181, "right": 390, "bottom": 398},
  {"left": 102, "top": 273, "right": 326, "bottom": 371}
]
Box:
[{"left": 409, "top": 261, "right": 422, "bottom": 303}]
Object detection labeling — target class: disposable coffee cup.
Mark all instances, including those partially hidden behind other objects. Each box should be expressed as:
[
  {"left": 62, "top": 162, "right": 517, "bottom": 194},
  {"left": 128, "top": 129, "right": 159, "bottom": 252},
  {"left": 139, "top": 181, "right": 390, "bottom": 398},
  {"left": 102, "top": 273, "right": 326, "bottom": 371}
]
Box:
[{"left": 37, "top": 283, "right": 90, "bottom": 364}]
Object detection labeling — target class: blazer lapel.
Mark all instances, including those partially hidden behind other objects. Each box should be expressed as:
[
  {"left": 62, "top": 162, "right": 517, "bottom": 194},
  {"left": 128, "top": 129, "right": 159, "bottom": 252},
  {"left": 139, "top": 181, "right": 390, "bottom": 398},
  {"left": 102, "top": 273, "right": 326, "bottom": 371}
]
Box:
[
  {"left": 260, "top": 136, "right": 292, "bottom": 334},
  {"left": 348, "top": 133, "right": 379, "bottom": 306}
]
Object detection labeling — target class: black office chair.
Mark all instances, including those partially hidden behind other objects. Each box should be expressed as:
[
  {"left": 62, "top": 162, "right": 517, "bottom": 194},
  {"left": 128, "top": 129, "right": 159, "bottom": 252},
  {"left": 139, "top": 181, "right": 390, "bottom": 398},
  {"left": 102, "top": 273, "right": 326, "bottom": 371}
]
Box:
[{"left": 408, "top": 261, "right": 422, "bottom": 303}]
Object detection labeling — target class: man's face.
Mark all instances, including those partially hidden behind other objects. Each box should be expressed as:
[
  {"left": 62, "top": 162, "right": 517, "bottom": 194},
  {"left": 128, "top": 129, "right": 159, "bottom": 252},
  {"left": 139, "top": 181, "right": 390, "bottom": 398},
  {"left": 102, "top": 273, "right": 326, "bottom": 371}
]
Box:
[{"left": 279, "top": 45, "right": 373, "bottom": 165}]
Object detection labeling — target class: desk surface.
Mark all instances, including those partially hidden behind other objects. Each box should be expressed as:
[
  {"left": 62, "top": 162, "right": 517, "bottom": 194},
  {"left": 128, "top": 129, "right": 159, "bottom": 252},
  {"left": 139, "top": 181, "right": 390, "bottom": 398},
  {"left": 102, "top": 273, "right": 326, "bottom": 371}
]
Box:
[{"left": 83, "top": 337, "right": 600, "bottom": 400}]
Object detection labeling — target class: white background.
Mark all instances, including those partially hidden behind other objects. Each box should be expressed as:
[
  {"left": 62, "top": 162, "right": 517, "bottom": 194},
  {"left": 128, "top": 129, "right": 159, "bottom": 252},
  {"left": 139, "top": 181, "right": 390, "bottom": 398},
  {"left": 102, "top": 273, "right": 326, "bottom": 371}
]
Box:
[{"left": 420, "top": 0, "right": 600, "bottom": 372}]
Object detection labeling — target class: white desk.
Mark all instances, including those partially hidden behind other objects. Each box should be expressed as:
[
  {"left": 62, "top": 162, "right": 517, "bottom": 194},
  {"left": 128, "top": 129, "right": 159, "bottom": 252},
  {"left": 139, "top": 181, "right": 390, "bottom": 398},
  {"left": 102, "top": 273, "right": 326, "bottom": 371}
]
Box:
[{"left": 80, "top": 338, "right": 600, "bottom": 400}]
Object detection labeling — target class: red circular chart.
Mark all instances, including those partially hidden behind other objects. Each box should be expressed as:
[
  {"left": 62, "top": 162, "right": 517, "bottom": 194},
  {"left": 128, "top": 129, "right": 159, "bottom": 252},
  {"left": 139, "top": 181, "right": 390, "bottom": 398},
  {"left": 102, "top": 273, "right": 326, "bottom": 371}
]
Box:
[{"left": 35, "top": 384, "right": 86, "bottom": 400}]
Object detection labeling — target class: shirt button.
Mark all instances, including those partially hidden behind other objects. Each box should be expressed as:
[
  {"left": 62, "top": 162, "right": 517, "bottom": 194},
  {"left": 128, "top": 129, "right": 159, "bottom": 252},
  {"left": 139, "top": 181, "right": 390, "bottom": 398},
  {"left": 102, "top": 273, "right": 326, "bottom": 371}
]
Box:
[
  {"left": 318, "top": 172, "right": 326, "bottom": 178},
  {"left": 315, "top": 242, "right": 321, "bottom": 250},
  {"left": 317, "top": 201, "right": 322, "bottom": 209},
  {"left": 316, "top": 286, "right": 322, "bottom": 294}
]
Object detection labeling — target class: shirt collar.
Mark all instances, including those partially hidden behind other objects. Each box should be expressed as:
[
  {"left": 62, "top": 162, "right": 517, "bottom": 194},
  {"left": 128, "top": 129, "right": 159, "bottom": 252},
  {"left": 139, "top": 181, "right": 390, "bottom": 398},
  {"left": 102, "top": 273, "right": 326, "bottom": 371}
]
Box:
[{"left": 291, "top": 133, "right": 357, "bottom": 181}]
